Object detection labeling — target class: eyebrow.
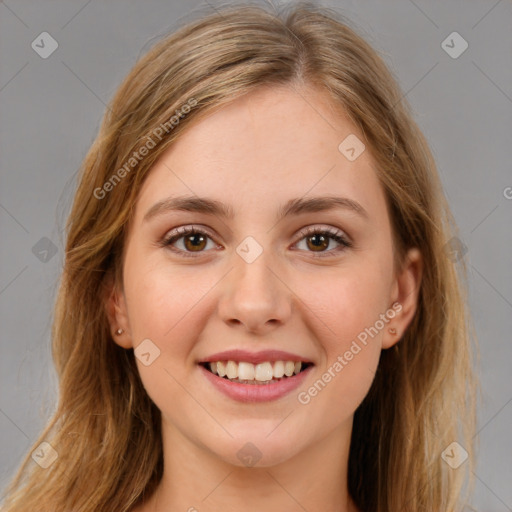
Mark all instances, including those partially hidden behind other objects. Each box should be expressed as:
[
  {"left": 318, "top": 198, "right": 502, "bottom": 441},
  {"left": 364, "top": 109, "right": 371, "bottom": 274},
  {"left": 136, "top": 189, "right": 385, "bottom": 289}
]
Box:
[{"left": 143, "top": 194, "right": 368, "bottom": 223}]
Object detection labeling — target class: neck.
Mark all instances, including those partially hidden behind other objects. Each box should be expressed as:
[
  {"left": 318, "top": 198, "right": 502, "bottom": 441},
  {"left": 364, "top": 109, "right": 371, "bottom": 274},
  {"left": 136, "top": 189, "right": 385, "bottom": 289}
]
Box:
[{"left": 146, "top": 417, "right": 359, "bottom": 512}]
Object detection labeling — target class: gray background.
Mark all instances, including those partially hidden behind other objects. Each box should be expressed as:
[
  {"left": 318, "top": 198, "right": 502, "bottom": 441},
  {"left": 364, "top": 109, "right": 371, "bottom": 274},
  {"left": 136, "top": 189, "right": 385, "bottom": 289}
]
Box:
[{"left": 1, "top": 0, "right": 511, "bottom": 510}]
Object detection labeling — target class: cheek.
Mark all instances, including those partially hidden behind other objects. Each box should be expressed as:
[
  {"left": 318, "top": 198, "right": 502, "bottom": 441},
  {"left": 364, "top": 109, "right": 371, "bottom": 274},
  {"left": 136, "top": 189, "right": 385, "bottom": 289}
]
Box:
[
  {"left": 295, "top": 259, "right": 392, "bottom": 348},
  {"left": 293, "top": 271, "right": 386, "bottom": 431},
  {"left": 295, "top": 345, "right": 379, "bottom": 441},
  {"left": 124, "top": 256, "right": 220, "bottom": 368},
  {"left": 291, "top": 258, "right": 391, "bottom": 411},
  {"left": 124, "top": 262, "right": 214, "bottom": 412},
  {"left": 125, "top": 268, "right": 241, "bottom": 454}
]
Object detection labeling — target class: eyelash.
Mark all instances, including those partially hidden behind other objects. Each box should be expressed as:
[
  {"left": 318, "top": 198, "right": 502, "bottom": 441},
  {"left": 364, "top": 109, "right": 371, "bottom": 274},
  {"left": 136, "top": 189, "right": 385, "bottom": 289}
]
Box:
[{"left": 159, "top": 225, "right": 352, "bottom": 259}]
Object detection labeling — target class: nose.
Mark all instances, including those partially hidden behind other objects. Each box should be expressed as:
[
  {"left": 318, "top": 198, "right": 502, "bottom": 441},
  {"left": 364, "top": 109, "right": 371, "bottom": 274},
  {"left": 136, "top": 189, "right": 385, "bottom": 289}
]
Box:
[{"left": 217, "top": 249, "right": 292, "bottom": 335}]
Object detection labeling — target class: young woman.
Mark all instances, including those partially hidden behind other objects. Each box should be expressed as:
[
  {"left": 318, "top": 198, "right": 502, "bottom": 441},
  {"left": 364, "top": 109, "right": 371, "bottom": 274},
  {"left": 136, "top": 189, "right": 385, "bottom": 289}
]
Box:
[{"left": 1, "top": 2, "right": 478, "bottom": 511}]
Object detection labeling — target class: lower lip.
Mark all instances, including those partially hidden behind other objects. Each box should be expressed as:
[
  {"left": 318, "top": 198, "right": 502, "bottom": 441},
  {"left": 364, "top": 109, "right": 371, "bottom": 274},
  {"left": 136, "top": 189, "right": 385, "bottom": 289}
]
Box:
[{"left": 199, "top": 364, "right": 313, "bottom": 403}]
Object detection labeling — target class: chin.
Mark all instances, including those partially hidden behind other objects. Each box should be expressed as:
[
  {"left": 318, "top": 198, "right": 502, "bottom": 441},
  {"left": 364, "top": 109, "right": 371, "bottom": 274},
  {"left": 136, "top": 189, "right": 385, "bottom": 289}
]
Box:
[{"left": 204, "top": 429, "right": 305, "bottom": 469}]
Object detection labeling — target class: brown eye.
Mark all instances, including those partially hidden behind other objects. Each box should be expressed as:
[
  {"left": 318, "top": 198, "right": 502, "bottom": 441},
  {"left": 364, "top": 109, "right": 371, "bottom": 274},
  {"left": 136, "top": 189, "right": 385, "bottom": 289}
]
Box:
[
  {"left": 182, "top": 232, "right": 208, "bottom": 252},
  {"left": 162, "top": 226, "right": 217, "bottom": 257},
  {"left": 305, "top": 233, "right": 330, "bottom": 252},
  {"left": 294, "top": 226, "right": 352, "bottom": 257}
]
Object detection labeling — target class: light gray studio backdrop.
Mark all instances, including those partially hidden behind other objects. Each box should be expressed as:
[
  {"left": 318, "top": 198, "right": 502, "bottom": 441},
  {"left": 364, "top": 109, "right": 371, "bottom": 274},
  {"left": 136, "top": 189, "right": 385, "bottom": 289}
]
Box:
[{"left": 0, "top": 0, "right": 511, "bottom": 509}]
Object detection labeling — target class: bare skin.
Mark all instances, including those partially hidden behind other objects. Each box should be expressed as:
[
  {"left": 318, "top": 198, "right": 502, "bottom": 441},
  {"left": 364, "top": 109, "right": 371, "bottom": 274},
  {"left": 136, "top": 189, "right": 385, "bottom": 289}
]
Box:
[{"left": 107, "top": 84, "right": 422, "bottom": 512}]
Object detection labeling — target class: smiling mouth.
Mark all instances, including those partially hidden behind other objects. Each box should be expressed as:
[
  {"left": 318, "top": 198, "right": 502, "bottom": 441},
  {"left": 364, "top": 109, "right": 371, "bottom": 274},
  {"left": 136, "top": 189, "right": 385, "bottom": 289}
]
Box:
[{"left": 200, "top": 360, "right": 314, "bottom": 385}]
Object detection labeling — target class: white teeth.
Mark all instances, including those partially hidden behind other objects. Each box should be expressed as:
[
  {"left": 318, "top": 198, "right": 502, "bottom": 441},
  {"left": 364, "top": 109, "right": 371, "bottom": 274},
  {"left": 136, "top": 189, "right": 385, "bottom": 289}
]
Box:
[
  {"left": 284, "top": 361, "right": 295, "bottom": 377},
  {"left": 238, "top": 361, "right": 255, "bottom": 380},
  {"left": 226, "top": 360, "right": 237, "bottom": 379},
  {"left": 204, "top": 359, "right": 308, "bottom": 381},
  {"left": 217, "top": 361, "right": 226, "bottom": 377},
  {"left": 255, "top": 362, "right": 274, "bottom": 382},
  {"left": 273, "top": 360, "right": 285, "bottom": 378}
]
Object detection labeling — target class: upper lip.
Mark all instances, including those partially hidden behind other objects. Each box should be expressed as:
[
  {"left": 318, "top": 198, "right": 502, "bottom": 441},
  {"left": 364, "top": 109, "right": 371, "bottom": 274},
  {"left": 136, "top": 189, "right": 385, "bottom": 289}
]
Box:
[{"left": 198, "top": 349, "right": 314, "bottom": 365}]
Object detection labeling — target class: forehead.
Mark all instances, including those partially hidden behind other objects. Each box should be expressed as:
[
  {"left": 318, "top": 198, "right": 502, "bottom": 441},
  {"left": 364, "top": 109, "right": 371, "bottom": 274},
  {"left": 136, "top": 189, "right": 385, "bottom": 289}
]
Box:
[{"left": 133, "top": 85, "right": 386, "bottom": 225}]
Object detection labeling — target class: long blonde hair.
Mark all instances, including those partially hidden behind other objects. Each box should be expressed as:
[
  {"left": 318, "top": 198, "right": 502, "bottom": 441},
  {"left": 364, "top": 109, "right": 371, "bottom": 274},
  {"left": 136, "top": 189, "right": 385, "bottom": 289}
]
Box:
[{"left": 1, "top": 2, "right": 479, "bottom": 511}]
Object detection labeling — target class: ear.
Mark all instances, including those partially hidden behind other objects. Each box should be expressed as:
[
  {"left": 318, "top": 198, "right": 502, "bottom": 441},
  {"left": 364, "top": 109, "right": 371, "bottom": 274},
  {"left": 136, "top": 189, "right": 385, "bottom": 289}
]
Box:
[
  {"left": 103, "top": 271, "right": 133, "bottom": 349},
  {"left": 382, "top": 247, "right": 423, "bottom": 349}
]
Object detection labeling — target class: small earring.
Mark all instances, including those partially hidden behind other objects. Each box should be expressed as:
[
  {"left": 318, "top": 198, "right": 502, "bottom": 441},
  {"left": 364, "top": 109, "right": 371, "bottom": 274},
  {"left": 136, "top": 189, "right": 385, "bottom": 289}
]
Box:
[
  {"left": 115, "top": 328, "right": 124, "bottom": 335},
  {"left": 388, "top": 327, "right": 397, "bottom": 335}
]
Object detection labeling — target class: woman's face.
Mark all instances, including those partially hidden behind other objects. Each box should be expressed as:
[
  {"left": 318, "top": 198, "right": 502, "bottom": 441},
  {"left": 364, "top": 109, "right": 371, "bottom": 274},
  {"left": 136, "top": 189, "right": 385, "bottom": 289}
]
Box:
[{"left": 108, "top": 85, "right": 421, "bottom": 467}]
